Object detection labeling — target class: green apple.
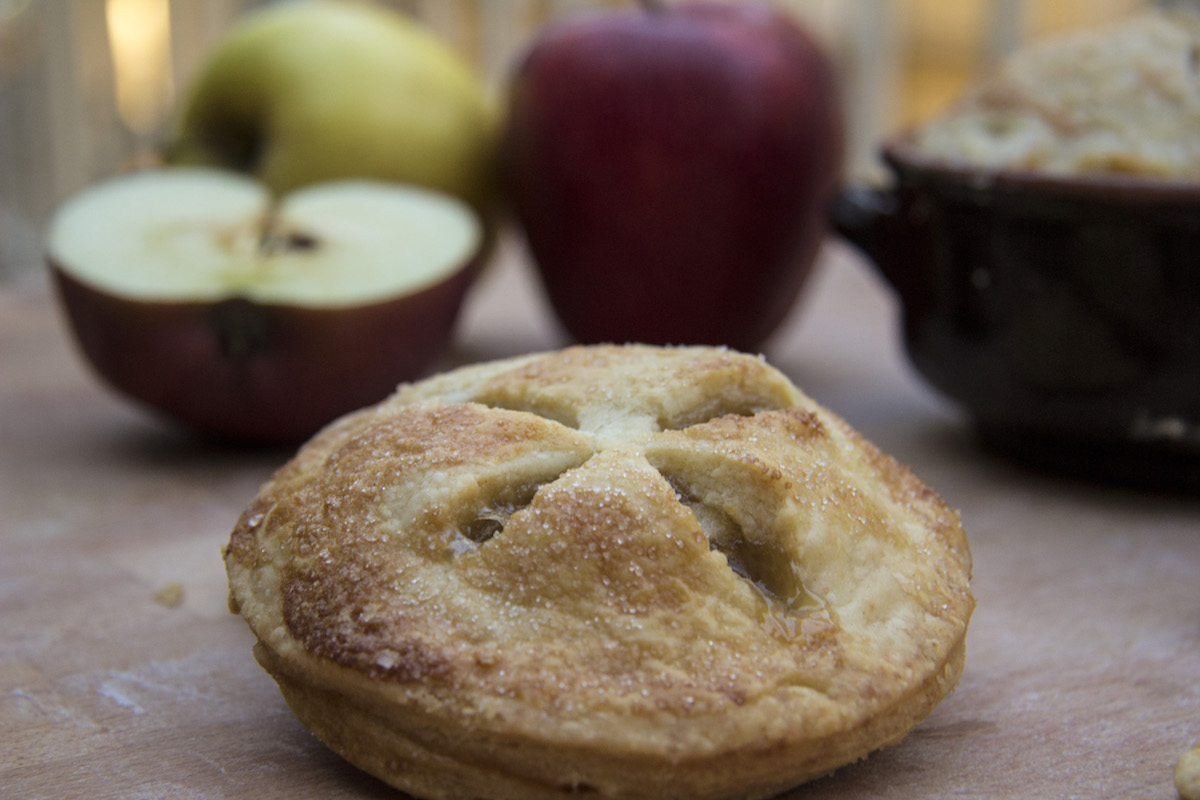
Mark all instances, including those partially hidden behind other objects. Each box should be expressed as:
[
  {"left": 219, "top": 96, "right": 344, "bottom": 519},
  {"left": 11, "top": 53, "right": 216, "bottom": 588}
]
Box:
[
  {"left": 46, "top": 167, "right": 484, "bottom": 443},
  {"left": 167, "top": 0, "right": 496, "bottom": 215}
]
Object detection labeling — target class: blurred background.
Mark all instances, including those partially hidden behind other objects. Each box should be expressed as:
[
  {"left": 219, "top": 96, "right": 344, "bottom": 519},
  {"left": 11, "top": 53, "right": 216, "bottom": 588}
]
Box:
[{"left": 0, "top": 0, "right": 1158, "bottom": 282}]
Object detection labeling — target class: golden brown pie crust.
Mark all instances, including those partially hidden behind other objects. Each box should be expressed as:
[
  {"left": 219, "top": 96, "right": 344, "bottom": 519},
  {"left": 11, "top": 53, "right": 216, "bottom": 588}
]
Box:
[{"left": 225, "top": 344, "right": 974, "bottom": 800}]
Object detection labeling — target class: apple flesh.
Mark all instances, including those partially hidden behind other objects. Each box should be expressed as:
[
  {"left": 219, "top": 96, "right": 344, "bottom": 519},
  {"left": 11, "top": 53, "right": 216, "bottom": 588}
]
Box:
[
  {"left": 47, "top": 168, "right": 482, "bottom": 443},
  {"left": 503, "top": 1, "right": 843, "bottom": 350}
]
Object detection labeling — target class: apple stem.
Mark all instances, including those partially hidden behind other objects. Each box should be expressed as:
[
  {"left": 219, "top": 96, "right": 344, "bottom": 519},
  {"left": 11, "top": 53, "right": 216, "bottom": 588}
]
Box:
[
  {"left": 257, "top": 202, "right": 282, "bottom": 254},
  {"left": 257, "top": 202, "right": 318, "bottom": 255},
  {"left": 210, "top": 298, "right": 269, "bottom": 361}
]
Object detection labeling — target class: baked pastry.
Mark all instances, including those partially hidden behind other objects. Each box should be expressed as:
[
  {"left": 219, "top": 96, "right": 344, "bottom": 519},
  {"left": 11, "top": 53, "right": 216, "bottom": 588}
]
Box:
[
  {"left": 911, "top": 10, "right": 1200, "bottom": 179},
  {"left": 225, "top": 344, "right": 974, "bottom": 800},
  {"left": 1179, "top": 737, "right": 1200, "bottom": 800}
]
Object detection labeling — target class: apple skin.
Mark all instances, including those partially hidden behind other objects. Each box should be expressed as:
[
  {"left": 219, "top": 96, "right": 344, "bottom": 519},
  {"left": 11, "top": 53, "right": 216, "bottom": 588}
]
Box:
[
  {"left": 503, "top": 1, "right": 843, "bottom": 350},
  {"left": 50, "top": 258, "right": 478, "bottom": 444},
  {"left": 168, "top": 0, "right": 497, "bottom": 216}
]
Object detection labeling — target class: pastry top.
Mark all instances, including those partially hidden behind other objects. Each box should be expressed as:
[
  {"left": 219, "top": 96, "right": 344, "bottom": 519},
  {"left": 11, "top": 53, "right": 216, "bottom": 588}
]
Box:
[
  {"left": 225, "top": 344, "right": 972, "bottom": 771},
  {"left": 911, "top": 10, "right": 1200, "bottom": 179}
]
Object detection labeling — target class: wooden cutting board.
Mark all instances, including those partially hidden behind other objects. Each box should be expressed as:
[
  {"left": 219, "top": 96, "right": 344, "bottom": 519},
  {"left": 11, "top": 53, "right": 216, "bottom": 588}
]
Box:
[{"left": 3, "top": 238, "right": 1197, "bottom": 799}]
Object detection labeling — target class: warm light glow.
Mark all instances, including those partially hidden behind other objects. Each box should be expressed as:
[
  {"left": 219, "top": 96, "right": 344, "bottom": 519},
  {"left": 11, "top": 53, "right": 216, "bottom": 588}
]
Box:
[{"left": 106, "top": 0, "right": 174, "bottom": 136}]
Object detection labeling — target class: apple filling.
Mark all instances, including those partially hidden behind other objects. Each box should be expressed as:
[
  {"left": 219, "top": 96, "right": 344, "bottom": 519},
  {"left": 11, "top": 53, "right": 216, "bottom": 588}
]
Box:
[
  {"left": 47, "top": 167, "right": 481, "bottom": 308},
  {"left": 658, "top": 399, "right": 787, "bottom": 432},
  {"left": 455, "top": 481, "right": 547, "bottom": 552},
  {"left": 665, "top": 474, "right": 829, "bottom": 640}
]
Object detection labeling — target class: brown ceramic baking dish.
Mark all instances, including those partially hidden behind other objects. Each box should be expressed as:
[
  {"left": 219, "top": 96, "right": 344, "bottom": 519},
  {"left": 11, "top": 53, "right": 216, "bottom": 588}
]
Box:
[{"left": 832, "top": 139, "right": 1200, "bottom": 492}]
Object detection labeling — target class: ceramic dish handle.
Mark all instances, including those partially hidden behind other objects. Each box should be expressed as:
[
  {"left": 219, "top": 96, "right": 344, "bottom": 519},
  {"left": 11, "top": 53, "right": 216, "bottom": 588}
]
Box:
[
  {"left": 827, "top": 184, "right": 929, "bottom": 308},
  {"left": 829, "top": 186, "right": 896, "bottom": 262}
]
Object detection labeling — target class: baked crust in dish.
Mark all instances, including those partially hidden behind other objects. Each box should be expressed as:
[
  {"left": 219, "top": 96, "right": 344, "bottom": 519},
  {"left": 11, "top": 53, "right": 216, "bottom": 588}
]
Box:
[
  {"left": 225, "top": 344, "right": 974, "bottom": 800},
  {"left": 910, "top": 10, "right": 1200, "bottom": 179}
]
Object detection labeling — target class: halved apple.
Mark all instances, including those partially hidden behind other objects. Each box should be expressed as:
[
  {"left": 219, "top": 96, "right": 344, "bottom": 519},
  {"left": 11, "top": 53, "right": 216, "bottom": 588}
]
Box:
[{"left": 47, "top": 167, "right": 483, "bottom": 443}]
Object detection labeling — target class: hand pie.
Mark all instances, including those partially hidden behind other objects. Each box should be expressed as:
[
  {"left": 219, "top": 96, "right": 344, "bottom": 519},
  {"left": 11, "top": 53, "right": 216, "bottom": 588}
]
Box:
[{"left": 225, "top": 344, "right": 974, "bottom": 800}]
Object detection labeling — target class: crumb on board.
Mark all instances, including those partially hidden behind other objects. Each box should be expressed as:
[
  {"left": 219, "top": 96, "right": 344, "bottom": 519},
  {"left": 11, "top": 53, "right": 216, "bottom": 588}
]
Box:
[{"left": 151, "top": 581, "right": 185, "bottom": 608}]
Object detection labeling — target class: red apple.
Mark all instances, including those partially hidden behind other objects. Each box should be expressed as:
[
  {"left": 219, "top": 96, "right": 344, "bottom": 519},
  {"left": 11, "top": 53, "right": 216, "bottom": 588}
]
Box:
[
  {"left": 47, "top": 168, "right": 483, "bottom": 443},
  {"left": 502, "top": 1, "right": 843, "bottom": 350}
]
